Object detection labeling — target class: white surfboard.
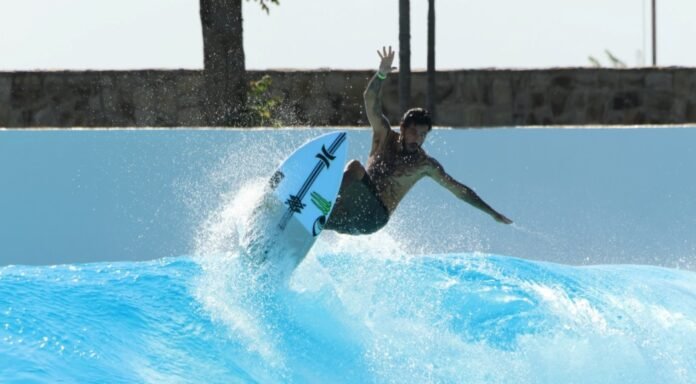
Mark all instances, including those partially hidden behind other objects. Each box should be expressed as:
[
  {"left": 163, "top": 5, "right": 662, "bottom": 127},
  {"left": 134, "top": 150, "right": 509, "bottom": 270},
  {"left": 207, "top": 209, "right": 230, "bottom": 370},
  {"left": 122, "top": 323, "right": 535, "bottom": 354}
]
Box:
[{"left": 242, "top": 131, "right": 348, "bottom": 275}]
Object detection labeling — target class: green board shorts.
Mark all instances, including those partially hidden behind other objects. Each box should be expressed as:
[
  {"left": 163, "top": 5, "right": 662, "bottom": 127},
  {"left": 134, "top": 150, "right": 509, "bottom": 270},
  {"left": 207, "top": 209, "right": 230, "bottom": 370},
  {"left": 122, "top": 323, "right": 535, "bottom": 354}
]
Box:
[{"left": 324, "top": 174, "right": 390, "bottom": 235}]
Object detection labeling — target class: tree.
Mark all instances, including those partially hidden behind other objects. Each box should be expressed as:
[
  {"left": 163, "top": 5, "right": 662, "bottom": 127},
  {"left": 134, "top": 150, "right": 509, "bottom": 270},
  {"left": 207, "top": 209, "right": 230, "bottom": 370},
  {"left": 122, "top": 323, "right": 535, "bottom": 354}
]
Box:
[
  {"left": 399, "top": 0, "right": 411, "bottom": 115},
  {"left": 253, "top": 0, "right": 278, "bottom": 13},
  {"left": 199, "top": 0, "right": 278, "bottom": 126}
]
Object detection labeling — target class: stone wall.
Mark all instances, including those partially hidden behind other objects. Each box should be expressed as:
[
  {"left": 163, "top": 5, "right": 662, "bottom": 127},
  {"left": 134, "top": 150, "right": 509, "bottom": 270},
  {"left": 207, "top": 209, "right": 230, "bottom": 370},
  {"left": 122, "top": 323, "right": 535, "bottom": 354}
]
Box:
[
  {"left": 1, "top": 68, "right": 695, "bottom": 128},
  {"left": 0, "top": 71, "right": 205, "bottom": 127}
]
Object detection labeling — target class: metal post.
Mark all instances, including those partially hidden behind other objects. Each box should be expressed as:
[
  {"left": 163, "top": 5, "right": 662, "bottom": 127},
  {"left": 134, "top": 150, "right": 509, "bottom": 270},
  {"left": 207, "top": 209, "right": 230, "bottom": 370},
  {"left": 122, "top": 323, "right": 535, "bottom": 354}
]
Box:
[
  {"left": 652, "top": 0, "right": 657, "bottom": 66},
  {"left": 427, "top": 0, "right": 436, "bottom": 122},
  {"left": 399, "top": 0, "right": 411, "bottom": 115}
]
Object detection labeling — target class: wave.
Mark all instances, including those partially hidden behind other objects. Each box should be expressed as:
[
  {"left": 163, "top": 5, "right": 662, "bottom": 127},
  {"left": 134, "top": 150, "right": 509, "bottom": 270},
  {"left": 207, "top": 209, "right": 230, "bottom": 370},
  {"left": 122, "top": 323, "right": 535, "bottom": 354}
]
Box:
[
  {"left": 2, "top": 141, "right": 696, "bottom": 383},
  {"left": 1, "top": 249, "right": 694, "bottom": 383}
]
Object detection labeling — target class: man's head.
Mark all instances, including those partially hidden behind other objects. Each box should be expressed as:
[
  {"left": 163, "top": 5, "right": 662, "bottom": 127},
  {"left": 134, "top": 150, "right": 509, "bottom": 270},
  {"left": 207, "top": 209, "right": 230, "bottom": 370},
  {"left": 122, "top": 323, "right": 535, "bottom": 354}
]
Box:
[{"left": 399, "top": 108, "right": 432, "bottom": 153}]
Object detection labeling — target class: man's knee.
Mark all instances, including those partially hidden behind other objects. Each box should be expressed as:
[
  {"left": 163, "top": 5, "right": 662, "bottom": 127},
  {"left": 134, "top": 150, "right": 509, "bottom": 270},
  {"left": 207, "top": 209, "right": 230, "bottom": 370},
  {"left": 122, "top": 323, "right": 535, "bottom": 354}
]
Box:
[{"left": 345, "top": 160, "right": 366, "bottom": 180}]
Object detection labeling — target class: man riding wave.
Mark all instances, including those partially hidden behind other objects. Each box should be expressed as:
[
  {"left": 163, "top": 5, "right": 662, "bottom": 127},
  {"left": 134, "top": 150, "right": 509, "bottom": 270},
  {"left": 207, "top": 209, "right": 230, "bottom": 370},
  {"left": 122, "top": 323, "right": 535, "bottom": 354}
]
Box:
[{"left": 325, "top": 46, "right": 512, "bottom": 234}]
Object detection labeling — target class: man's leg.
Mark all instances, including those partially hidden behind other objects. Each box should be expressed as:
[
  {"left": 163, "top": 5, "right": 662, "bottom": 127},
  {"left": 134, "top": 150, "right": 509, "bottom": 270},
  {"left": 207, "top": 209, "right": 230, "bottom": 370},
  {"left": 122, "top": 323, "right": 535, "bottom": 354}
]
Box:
[
  {"left": 324, "top": 160, "right": 366, "bottom": 232},
  {"left": 339, "top": 160, "right": 366, "bottom": 190}
]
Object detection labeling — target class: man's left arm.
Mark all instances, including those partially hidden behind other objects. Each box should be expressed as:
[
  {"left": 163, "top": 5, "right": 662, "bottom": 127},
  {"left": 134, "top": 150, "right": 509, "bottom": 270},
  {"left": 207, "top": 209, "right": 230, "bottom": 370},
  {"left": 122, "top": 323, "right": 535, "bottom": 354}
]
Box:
[{"left": 425, "top": 158, "right": 513, "bottom": 224}]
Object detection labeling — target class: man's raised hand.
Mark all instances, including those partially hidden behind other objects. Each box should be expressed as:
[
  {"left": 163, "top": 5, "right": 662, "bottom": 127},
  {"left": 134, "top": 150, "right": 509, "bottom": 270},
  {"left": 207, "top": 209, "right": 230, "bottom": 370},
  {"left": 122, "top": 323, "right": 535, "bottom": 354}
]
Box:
[{"left": 377, "top": 46, "right": 396, "bottom": 75}]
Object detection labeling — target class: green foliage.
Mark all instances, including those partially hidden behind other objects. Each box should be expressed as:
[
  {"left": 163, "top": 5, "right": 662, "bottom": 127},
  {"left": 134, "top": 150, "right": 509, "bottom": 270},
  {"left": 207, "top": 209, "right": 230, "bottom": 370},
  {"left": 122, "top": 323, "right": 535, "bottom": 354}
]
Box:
[
  {"left": 248, "top": 0, "right": 279, "bottom": 14},
  {"left": 588, "top": 56, "right": 601, "bottom": 68},
  {"left": 604, "top": 50, "right": 627, "bottom": 68},
  {"left": 247, "top": 75, "right": 283, "bottom": 127},
  {"left": 588, "top": 50, "right": 627, "bottom": 68}
]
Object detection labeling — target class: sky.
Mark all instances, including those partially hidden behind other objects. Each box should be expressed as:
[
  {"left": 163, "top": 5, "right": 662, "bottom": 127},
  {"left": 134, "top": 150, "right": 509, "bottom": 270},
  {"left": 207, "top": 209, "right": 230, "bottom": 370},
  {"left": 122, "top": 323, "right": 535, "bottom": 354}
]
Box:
[{"left": 1, "top": 0, "right": 695, "bottom": 71}]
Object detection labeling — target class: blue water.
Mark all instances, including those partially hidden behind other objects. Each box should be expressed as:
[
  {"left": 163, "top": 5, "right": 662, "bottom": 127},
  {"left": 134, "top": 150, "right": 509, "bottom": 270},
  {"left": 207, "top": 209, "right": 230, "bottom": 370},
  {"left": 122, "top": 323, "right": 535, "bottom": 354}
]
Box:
[
  {"left": 2, "top": 251, "right": 695, "bottom": 383},
  {"left": 2, "top": 128, "right": 696, "bottom": 268},
  {"left": 1, "top": 127, "right": 696, "bottom": 382}
]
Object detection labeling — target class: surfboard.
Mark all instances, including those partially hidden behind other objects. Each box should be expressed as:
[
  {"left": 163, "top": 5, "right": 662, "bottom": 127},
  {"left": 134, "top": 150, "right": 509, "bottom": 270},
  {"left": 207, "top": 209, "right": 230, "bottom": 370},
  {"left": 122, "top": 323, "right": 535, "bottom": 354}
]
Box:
[{"left": 242, "top": 131, "right": 348, "bottom": 274}]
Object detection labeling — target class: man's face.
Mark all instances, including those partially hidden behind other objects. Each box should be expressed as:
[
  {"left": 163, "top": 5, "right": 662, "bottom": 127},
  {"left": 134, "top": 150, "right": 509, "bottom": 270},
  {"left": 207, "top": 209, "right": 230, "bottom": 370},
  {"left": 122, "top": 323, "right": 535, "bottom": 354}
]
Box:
[{"left": 400, "top": 123, "right": 429, "bottom": 153}]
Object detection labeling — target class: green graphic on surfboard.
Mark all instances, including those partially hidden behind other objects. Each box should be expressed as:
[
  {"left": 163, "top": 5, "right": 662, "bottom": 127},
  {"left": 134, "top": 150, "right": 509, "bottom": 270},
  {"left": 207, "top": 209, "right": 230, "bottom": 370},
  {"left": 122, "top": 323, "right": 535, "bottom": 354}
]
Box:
[{"left": 311, "top": 191, "right": 332, "bottom": 216}]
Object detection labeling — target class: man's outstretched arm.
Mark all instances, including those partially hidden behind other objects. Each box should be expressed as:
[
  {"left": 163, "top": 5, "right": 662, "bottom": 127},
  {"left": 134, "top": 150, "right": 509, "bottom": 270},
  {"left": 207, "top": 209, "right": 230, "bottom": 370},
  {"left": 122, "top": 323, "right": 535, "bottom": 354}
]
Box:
[
  {"left": 425, "top": 158, "right": 513, "bottom": 224},
  {"left": 364, "top": 46, "right": 395, "bottom": 141}
]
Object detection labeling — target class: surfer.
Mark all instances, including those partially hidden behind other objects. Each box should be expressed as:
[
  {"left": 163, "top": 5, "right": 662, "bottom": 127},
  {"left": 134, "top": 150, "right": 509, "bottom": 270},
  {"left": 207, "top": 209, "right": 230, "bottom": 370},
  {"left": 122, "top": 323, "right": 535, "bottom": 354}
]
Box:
[{"left": 324, "top": 46, "right": 513, "bottom": 235}]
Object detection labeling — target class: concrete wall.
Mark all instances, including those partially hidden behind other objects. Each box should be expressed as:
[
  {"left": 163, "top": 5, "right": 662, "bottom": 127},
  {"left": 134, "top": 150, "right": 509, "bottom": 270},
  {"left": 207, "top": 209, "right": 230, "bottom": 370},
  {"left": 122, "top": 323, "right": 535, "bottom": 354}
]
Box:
[{"left": 2, "top": 68, "right": 695, "bottom": 127}]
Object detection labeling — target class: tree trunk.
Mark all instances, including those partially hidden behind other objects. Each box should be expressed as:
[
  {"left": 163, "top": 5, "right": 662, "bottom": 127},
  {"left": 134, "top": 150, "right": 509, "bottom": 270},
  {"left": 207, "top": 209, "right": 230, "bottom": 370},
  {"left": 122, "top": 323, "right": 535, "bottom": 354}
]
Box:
[
  {"left": 200, "top": 0, "right": 247, "bottom": 126},
  {"left": 427, "top": 0, "right": 436, "bottom": 122},
  {"left": 399, "top": 0, "right": 411, "bottom": 116}
]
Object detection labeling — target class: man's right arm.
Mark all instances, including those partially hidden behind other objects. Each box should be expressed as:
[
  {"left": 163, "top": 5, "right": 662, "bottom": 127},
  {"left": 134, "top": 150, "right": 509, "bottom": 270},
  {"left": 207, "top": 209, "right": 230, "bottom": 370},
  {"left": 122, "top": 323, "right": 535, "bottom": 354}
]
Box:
[{"left": 364, "top": 46, "right": 396, "bottom": 142}]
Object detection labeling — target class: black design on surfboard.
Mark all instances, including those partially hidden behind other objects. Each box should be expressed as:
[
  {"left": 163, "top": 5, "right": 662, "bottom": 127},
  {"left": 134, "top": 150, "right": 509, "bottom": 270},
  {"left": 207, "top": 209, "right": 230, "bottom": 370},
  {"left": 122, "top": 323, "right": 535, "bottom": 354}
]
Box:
[
  {"left": 279, "top": 132, "right": 346, "bottom": 230},
  {"left": 315, "top": 145, "right": 337, "bottom": 168},
  {"left": 312, "top": 215, "right": 327, "bottom": 236},
  {"left": 269, "top": 171, "right": 285, "bottom": 190},
  {"left": 285, "top": 194, "right": 306, "bottom": 214}
]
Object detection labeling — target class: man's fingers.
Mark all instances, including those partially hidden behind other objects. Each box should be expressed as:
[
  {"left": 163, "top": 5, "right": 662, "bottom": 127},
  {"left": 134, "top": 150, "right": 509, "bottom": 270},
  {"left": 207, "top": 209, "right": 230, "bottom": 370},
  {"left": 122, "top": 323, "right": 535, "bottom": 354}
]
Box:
[
  {"left": 378, "top": 46, "right": 396, "bottom": 61},
  {"left": 493, "top": 213, "right": 510, "bottom": 224}
]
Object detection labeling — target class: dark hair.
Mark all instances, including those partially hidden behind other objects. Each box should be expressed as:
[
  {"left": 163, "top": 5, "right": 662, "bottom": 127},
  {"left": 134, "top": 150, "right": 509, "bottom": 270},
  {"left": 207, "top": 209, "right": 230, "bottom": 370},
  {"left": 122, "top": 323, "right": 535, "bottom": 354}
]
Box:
[{"left": 401, "top": 108, "right": 432, "bottom": 131}]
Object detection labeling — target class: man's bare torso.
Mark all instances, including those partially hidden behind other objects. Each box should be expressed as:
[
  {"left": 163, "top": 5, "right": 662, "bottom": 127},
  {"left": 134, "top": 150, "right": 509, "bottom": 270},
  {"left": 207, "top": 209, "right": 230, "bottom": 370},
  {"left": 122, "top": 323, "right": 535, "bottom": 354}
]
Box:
[{"left": 366, "top": 129, "right": 433, "bottom": 214}]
